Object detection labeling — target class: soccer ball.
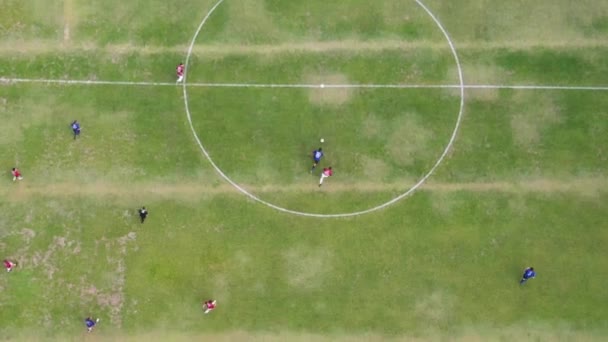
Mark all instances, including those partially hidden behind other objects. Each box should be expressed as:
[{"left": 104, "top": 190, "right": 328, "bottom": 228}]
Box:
[{"left": 320, "top": 138, "right": 324, "bottom": 143}]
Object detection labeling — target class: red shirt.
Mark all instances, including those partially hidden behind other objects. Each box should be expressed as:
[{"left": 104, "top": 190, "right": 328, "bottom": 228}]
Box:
[
  {"left": 176, "top": 64, "right": 184, "bottom": 76},
  {"left": 205, "top": 301, "right": 216, "bottom": 309},
  {"left": 322, "top": 168, "right": 333, "bottom": 176},
  {"left": 12, "top": 169, "right": 20, "bottom": 177},
  {"left": 4, "top": 260, "right": 12, "bottom": 268}
]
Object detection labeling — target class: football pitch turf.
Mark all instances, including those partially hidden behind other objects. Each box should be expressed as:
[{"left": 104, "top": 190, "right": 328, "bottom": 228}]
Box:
[{"left": 1, "top": 0, "right": 608, "bottom": 340}]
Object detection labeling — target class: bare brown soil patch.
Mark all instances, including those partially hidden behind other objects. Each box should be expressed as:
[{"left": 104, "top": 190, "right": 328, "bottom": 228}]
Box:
[{"left": 305, "top": 73, "right": 352, "bottom": 106}]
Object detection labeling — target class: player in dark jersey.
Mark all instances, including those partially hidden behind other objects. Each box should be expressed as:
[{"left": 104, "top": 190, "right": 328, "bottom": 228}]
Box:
[
  {"left": 71, "top": 120, "right": 81, "bottom": 139},
  {"left": 85, "top": 317, "right": 99, "bottom": 332},
  {"left": 138, "top": 206, "right": 148, "bottom": 223},
  {"left": 310, "top": 148, "right": 323, "bottom": 173},
  {"left": 519, "top": 267, "right": 536, "bottom": 285}
]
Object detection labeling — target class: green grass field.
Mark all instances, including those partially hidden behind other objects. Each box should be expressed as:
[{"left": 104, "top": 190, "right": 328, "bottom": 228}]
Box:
[{"left": 1, "top": 0, "right": 608, "bottom": 340}]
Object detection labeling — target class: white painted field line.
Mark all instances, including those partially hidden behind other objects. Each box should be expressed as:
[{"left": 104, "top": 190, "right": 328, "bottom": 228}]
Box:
[
  {"left": 1, "top": 77, "right": 176, "bottom": 87},
  {"left": 3, "top": 77, "right": 608, "bottom": 91},
  {"left": 466, "top": 84, "right": 608, "bottom": 91}
]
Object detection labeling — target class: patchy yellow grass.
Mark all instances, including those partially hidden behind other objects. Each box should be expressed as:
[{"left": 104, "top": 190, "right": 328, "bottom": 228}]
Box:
[
  {"left": 0, "top": 95, "right": 57, "bottom": 144},
  {"left": 62, "top": 0, "right": 77, "bottom": 43},
  {"left": 305, "top": 73, "right": 353, "bottom": 106},
  {"left": 7, "top": 328, "right": 607, "bottom": 342},
  {"left": 360, "top": 156, "right": 391, "bottom": 180},
  {"left": 442, "top": 0, "right": 608, "bottom": 46},
  {"left": 361, "top": 114, "right": 384, "bottom": 139},
  {"left": 387, "top": 114, "right": 434, "bottom": 166},
  {"left": 510, "top": 92, "right": 562, "bottom": 148},
  {"left": 455, "top": 63, "right": 505, "bottom": 84},
  {"left": 3, "top": 176, "right": 607, "bottom": 204},
  {"left": 415, "top": 291, "right": 454, "bottom": 323},
  {"left": 284, "top": 246, "right": 332, "bottom": 290},
  {"left": 221, "top": 0, "right": 285, "bottom": 43}
]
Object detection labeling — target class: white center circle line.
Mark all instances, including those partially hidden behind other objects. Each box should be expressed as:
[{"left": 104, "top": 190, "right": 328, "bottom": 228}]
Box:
[{"left": 182, "top": 0, "right": 465, "bottom": 218}]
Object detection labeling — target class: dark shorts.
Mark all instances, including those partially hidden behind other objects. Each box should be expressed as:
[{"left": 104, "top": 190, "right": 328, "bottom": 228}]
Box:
[{"left": 313, "top": 158, "right": 321, "bottom": 163}]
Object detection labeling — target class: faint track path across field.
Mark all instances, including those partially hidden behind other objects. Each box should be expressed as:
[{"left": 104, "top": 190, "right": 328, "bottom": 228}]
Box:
[
  {"left": 2, "top": 38, "right": 608, "bottom": 56},
  {"left": 3, "top": 178, "right": 607, "bottom": 201}
]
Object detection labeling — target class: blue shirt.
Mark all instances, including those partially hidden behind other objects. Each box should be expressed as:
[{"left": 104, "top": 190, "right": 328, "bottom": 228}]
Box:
[
  {"left": 85, "top": 318, "right": 96, "bottom": 328},
  {"left": 72, "top": 123, "right": 80, "bottom": 131},
  {"left": 313, "top": 150, "right": 323, "bottom": 161},
  {"left": 523, "top": 269, "right": 536, "bottom": 279}
]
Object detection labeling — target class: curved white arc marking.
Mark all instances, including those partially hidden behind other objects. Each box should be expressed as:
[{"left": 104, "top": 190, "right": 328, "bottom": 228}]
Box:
[{"left": 182, "top": 0, "right": 465, "bottom": 218}]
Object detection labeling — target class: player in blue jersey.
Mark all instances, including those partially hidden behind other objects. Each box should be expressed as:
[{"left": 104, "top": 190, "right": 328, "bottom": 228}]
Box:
[
  {"left": 519, "top": 267, "right": 536, "bottom": 285},
  {"left": 71, "top": 120, "right": 81, "bottom": 140},
  {"left": 85, "top": 317, "right": 99, "bottom": 332},
  {"left": 310, "top": 148, "right": 323, "bottom": 172}
]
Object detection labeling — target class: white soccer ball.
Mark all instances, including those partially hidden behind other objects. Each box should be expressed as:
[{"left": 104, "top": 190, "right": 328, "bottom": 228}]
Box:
[{"left": 320, "top": 138, "right": 324, "bottom": 143}]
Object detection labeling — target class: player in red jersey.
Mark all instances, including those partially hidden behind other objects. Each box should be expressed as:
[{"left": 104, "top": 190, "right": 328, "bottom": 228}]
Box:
[
  {"left": 4, "top": 259, "right": 17, "bottom": 272},
  {"left": 11, "top": 168, "right": 23, "bottom": 181},
  {"left": 203, "top": 299, "right": 217, "bottom": 314},
  {"left": 176, "top": 63, "right": 185, "bottom": 83},
  {"left": 318, "top": 166, "right": 333, "bottom": 187}
]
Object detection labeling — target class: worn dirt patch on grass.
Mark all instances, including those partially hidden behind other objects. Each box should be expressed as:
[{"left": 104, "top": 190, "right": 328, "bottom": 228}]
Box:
[
  {"left": 431, "top": 192, "right": 464, "bottom": 216},
  {"left": 10, "top": 328, "right": 606, "bottom": 342},
  {"left": 360, "top": 156, "right": 390, "bottom": 180},
  {"left": 19, "top": 228, "right": 36, "bottom": 243},
  {"left": 221, "top": 0, "right": 284, "bottom": 43},
  {"left": 284, "top": 246, "right": 332, "bottom": 290},
  {"left": 2, "top": 225, "right": 136, "bottom": 331},
  {"left": 510, "top": 92, "right": 562, "bottom": 147},
  {"left": 387, "top": 114, "right": 433, "bottom": 166},
  {"left": 305, "top": 73, "right": 352, "bottom": 106},
  {"left": 76, "top": 232, "right": 137, "bottom": 327},
  {"left": 3, "top": 38, "right": 608, "bottom": 58},
  {"left": 361, "top": 114, "right": 384, "bottom": 139},
  {"left": 62, "top": 0, "right": 78, "bottom": 43},
  {"left": 415, "top": 291, "right": 454, "bottom": 323},
  {"left": 0, "top": 96, "right": 57, "bottom": 144},
  {"left": 445, "top": 64, "right": 506, "bottom": 101},
  {"left": 1, "top": 176, "right": 607, "bottom": 201},
  {"left": 487, "top": 0, "right": 608, "bottom": 44},
  {"left": 466, "top": 88, "right": 500, "bottom": 102}
]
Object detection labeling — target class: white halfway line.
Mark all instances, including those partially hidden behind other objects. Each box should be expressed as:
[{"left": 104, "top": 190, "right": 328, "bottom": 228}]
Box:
[{"left": 2, "top": 77, "right": 608, "bottom": 91}]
